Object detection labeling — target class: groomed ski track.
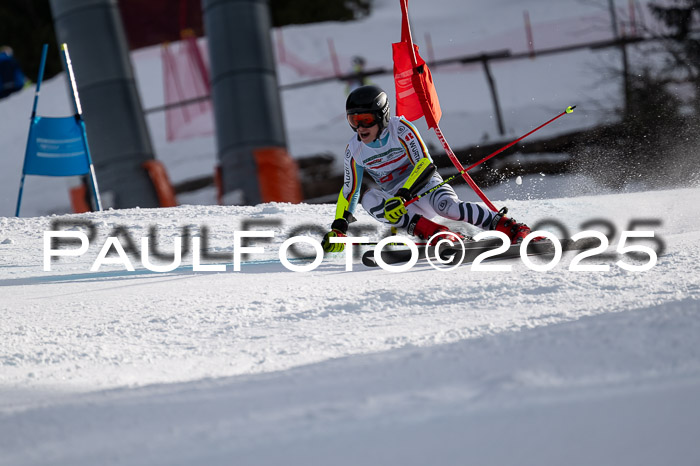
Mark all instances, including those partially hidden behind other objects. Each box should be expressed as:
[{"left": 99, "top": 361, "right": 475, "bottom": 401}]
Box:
[{"left": 1, "top": 187, "right": 700, "bottom": 465}]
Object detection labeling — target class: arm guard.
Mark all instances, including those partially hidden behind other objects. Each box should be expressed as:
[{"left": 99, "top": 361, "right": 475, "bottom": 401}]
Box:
[
  {"left": 396, "top": 158, "right": 437, "bottom": 200},
  {"left": 332, "top": 189, "right": 356, "bottom": 234}
]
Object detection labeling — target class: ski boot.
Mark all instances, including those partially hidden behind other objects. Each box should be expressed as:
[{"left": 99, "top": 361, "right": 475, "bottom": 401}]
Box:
[
  {"left": 490, "top": 207, "right": 531, "bottom": 244},
  {"left": 407, "top": 215, "right": 470, "bottom": 245}
]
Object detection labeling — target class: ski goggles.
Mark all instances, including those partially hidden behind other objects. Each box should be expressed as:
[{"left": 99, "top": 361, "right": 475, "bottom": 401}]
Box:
[{"left": 347, "top": 113, "right": 378, "bottom": 130}]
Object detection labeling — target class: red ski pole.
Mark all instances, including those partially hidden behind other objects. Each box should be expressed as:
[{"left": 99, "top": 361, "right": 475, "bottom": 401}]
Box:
[
  {"left": 405, "top": 106, "right": 575, "bottom": 207},
  {"left": 464, "top": 105, "right": 575, "bottom": 172}
]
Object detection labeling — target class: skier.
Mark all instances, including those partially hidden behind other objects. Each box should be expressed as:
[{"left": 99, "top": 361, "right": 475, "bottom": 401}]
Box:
[
  {"left": 345, "top": 56, "right": 371, "bottom": 95},
  {"left": 321, "top": 85, "right": 532, "bottom": 253}
]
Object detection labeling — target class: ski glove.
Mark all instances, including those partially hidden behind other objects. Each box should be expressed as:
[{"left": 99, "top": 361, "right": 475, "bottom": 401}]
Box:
[
  {"left": 322, "top": 218, "right": 349, "bottom": 253},
  {"left": 322, "top": 229, "right": 347, "bottom": 252},
  {"left": 384, "top": 195, "right": 407, "bottom": 224},
  {"left": 385, "top": 161, "right": 431, "bottom": 223}
]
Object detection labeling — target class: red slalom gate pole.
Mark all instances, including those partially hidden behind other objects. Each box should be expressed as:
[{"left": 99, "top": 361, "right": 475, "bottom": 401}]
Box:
[
  {"left": 399, "top": 0, "right": 497, "bottom": 211},
  {"left": 433, "top": 124, "right": 498, "bottom": 211},
  {"left": 405, "top": 106, "right": 576, "bottom": 207}
]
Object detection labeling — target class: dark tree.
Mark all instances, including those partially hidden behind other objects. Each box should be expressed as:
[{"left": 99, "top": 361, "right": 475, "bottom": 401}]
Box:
[
  {"left": 1, "top": 0, "right": 373, "bottom": 81},
  {"left": 0, "top": 0, "right": 60, "bottom": 82},
  {"left": 571, "top": 1, "right": 700, "bottom": 189},
  {"left": 648, "top": 0, "right": 700, "bottom": 113},
  {"left": 269, "top": 0, "right": 371, "bottom": 26}
]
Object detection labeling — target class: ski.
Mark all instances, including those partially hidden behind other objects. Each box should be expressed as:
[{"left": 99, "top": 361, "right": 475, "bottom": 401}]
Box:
[
  {"left": 361, "top": 236, "right": 600, "bottom": 268},
  {"left": 361, "top": 242, "right": 429, "bottom": 266}
]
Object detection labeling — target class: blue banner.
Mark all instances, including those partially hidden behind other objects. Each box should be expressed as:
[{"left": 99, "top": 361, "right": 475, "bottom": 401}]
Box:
[
  {"left": 22, "top": 116, "right": 91, "bottom": 177},
  {"left": 16, "top": 44, "right": 102, "bottom": 217}
]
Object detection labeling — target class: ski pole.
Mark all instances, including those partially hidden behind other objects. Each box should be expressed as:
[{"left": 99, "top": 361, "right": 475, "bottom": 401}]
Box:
[
  {"left": 352, "top": 242, "right": 429, "bottom": 247},
  {"left": 405, "top": 105, "right": 575, "bottom": 207}
]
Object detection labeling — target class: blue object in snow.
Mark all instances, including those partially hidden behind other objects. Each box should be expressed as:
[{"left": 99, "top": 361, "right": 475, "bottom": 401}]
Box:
[{"left": 0, "top": 50, "right": 26, "bottom": 98}]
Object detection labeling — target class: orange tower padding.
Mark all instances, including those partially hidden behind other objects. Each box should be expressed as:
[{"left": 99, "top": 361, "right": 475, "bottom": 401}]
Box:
[
  {"left": 214, "top": 164, "right": 223, "bottom": 205},
  {"left": 69, "top": 184, "right": 91, "bottom": 213},
  {"left": 142, "top": 160, "right": 178, "bottom": 207},
  {"left": 253, "top": 147, "right": 303, "bottom": 203}
]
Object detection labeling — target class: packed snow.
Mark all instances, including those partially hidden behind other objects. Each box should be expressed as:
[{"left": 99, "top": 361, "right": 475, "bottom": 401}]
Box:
[
  {"left": 2, "top": 186, "right": 700, "bottom": 464},
  {"left": 2, "top": 0, "right": 700, "bottom": 464}
]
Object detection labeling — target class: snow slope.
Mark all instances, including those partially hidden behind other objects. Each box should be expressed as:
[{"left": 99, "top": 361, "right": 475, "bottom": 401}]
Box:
[
  {"left": 1, "top": 186, "right": 700, "bottom": 464},
  {"left": 2, "top": 0, "right": 699, "bottom": 463}
]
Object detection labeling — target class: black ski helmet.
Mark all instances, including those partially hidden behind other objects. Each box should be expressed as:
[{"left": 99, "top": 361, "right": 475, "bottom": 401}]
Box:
[{"left": 345, "top": 85, "right": 391, "bottom": 133}]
